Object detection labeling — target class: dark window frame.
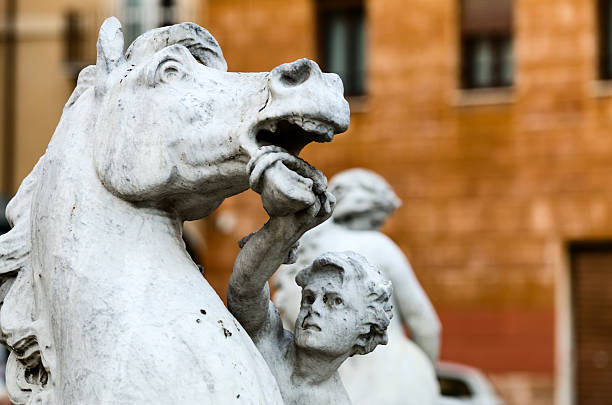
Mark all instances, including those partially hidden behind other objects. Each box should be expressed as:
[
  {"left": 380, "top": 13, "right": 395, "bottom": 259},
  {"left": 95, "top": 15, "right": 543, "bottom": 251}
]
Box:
[
  {"left": 459, "top": 0, "right": 514, "bottom": 89},
  {"left": 599, "top": 0, "right": 612, "bottom": 80},
  {"left": 461, "top": 35, "right": 513, "bottom": 89},
  {"left": 64, "top": 10, "right": 83, "bottom": 65},
  {"left": 159, "top": 0, "right": 176, "bottom": 28},
  {"left": 63, "top": 10, "right": 88, "bottom": 85},
  {"left": 316, "top": 0, "right": 366, "bottom": 97}
]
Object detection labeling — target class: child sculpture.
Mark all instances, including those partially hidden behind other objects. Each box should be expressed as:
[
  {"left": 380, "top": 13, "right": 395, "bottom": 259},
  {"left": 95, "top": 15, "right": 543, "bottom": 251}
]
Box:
[
  {"left": 273, "top": 168, "right": 442, "bottom": 405},
  {"left": 227, "top": 192, "right": 393, "bottom": 405}
]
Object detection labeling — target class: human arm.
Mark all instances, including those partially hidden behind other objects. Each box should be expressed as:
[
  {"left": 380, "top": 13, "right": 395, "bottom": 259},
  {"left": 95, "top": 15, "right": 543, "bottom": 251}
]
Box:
[
  {"left": 379, "top": 237, "right": 441, "bottom": 363},
  {"left": 227, "top": 192, "right": 335, "bottom": 337}
]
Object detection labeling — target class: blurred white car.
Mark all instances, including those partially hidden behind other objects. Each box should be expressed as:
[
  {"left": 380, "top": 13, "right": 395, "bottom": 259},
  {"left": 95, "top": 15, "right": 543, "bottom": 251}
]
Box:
[{"left": 436, "top": 361, "right": 504, "bottom": 405}]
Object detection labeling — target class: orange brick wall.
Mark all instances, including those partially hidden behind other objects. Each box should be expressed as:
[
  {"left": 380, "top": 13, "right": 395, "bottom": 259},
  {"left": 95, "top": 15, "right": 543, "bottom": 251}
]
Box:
[{"left": 197, "top": 0, "right": 612, "bottom": 392}]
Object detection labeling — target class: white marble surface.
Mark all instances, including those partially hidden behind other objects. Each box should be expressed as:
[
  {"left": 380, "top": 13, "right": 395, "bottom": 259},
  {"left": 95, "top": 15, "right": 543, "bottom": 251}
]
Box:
[{"left": 0, "top": 18, "right": 349, "bottom": 404}]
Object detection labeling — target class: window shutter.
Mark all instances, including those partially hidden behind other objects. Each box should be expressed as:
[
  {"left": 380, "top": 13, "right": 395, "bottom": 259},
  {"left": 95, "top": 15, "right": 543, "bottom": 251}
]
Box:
[{"left": 462, "top": 0, "right": 513, "bottom": 35}]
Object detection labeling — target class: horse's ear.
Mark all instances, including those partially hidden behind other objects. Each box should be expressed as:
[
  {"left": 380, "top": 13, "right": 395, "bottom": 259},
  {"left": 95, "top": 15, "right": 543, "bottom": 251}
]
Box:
[{"left": 96, "top": 17, "right": 125, "bottom": 80}]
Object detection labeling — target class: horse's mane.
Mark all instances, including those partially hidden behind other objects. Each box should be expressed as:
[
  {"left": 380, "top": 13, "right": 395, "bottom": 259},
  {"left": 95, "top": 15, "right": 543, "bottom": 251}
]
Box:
[
  {"left": 0, "top": 156, "right": 41, "bottom": 285},
  {"left": 0, "top": 19, "right": 228, "bottom": 402},
  {"left": 0, "top": 168, "right": 37, "bottom": 277},
  {"left": 0, "top": 155, "right": 46, "bottom": 402}
]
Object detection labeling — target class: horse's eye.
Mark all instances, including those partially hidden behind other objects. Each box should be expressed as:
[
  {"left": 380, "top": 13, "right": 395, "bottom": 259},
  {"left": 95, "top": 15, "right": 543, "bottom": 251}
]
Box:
[
  {"left": 322, "top": 295, "right": 328, "bottom": 304},
  {"left": 334, "top": 297, "right": 343, "bottom": 306}
]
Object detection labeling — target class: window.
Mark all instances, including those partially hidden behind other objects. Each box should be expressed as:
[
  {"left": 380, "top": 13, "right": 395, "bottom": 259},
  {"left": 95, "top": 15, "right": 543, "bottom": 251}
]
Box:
[
  {"left": 123, "top": 0, "right": 177, "bottom": 47},
  {"left": 63, "top": 10, "right": 87, "bottom": 82},
  {"left": 460, "top": 0, "right": 513, "bottom": 89},
  {"left": 160, "top": 0, "right": 176, "bottom": 28},
  {"left": 63, "top": 10, "right": 102, "bottom": 84},
  {"left": 317, "top": 0, "right": 366, "bottom": 97},
  {"left": 599, "top": 0, "right": 612, "bottom": 79},
  {"left": 124, "top": 0, "right": 145, "bottom": 46},
  {"left": 64, "top": 11, "right": 84, "bottom": 66}
]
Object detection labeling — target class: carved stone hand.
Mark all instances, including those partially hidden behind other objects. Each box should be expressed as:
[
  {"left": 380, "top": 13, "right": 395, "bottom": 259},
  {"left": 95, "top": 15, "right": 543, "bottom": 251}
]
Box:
[{"left": 268, "top": 191, "right": 336, "bottom": 241}]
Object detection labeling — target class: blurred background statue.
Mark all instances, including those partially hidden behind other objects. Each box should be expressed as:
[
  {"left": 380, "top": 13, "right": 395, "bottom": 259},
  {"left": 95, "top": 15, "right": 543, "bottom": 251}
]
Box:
[{"left": 274, "top": 168, "right": 442, "bottom": 405}]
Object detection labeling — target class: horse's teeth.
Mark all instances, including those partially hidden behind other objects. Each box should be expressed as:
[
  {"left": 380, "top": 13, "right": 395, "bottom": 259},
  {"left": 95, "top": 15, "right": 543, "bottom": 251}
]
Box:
[
  {"left": 302, "top": 120, "right": 316, "bottom": 133},
  {"left": 302, "top": 119, "right": 328, "bottom": 135},
  {"left": 260, "top": 117, "right": 333, "bottom": 138},
  {"left": 262, "top": 122, "right": 277, "bottom": 132}
]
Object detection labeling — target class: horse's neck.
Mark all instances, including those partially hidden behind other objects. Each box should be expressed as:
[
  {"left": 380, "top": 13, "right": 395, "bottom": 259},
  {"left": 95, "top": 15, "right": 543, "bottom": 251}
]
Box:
[
  {"left": 36, "top": 112, "right": 186, "bottom": 276},
  {"left": 52, "top": 163, "right": 185, "bottom": 269}
]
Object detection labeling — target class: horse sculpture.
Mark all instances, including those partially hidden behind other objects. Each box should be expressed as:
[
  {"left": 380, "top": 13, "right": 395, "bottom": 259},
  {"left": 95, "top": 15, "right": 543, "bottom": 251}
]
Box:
[{"left": 0, "top": 18, "right": 349, "bottom": 404}]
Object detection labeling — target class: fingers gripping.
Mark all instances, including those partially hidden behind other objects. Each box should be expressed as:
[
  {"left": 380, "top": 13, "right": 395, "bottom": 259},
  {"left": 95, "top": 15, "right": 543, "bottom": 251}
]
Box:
[
  {"left": 246, "top": 146, "right": 330, "bottom": 217},
  {"left": 247, "top": 146, "right": 327, "bottom": 195}
]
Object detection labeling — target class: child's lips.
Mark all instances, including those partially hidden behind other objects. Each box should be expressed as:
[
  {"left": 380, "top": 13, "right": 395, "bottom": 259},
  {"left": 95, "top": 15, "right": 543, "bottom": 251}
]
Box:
[{"left": 302, "top": 322, "right": 321, "bottom": 332}]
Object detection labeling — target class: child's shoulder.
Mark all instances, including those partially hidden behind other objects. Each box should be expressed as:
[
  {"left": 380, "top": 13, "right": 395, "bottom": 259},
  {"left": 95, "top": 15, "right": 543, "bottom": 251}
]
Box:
[{"left": 253, "top": 302, "right": 296, "bottom": 353}]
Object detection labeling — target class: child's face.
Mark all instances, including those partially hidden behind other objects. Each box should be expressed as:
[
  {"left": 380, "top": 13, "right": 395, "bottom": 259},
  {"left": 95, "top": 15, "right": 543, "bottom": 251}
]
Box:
[{"left": 294, "top": 267, "right": 367, "bottom": 357}]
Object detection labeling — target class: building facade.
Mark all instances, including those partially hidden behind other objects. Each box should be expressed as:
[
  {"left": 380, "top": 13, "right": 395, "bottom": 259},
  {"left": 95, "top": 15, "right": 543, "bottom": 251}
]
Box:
[{"left": 198, "top": 1, "right": 612, "bottom": 404}]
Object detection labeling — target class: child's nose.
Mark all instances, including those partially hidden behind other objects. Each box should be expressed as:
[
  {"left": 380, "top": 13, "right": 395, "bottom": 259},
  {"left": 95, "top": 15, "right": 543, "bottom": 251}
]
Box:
[{"left": 310, "top": 298, "right": 324, "bottom": 316}]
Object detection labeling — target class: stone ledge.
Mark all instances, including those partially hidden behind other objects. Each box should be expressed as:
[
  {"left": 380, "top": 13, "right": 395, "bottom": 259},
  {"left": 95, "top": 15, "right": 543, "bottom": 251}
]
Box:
[
  {"left": 347, "top": 95, "right": 369, "bottom": 114},
  {"left": 452, "top": 87, "right": 515, "bottom": 108},
  {"left": 592, "top": 80, "right": 612, "bottom": 98}
]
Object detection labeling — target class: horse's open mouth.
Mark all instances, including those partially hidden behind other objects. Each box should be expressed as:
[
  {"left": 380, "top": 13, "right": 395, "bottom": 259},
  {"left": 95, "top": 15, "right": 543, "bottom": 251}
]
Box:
[
  {"left": 255, "top": 116, "right": 335, "bottom": 156},
  {"left": 249, "top": 115, "right": 335, "bottom": 216}
]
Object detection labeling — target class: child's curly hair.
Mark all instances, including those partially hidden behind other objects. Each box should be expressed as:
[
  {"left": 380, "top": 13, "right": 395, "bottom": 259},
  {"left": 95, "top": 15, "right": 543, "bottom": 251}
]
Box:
[{"left": 295, "top": 251, "right": 394, "bottom": 356}]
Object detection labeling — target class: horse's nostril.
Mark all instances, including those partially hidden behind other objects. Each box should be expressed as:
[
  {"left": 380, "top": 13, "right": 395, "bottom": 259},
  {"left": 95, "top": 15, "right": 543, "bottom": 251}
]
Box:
[{"left": 278, "top": 60, "right": 312, "bottom": 87}]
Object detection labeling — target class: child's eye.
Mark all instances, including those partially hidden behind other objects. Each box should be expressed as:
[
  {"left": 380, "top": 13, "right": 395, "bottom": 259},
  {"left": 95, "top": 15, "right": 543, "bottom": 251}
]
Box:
[{"left": 334, "top": 297, "right": 343, "bottom": 306}]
